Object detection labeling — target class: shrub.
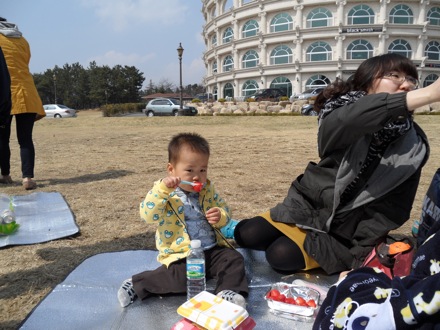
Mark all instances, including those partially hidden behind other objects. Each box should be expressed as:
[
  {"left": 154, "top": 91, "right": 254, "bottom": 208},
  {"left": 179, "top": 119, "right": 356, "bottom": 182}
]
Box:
[
  {"left": 218, "top": 98, "right": 226, "bottom": 103},
  {"left": 191, "top": 98, "right": 202, "bottom": 103},
  {"left": 280, "top": 96, "right": 289, "bottom": 101},
  {"left": 101, "top": 103, "right": 143, "bottom": 117}
]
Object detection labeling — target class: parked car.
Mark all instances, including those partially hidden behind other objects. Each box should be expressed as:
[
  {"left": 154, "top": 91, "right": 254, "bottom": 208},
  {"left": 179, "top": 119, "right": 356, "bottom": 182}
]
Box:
[
  {"left": 43, "top": 104, "right": 77, "bottom": 118},
  {"left": 248, "top": 88, "right": 286, "bottom": 101},
  {"left": 296, "top": 87, "right": 325, "bottom": 100},
  {"left": 301, "top": 104, "right": 318, "bottom": 116},
  {"left": 143, "top": 98, "right": 197, "bottom": 117},
  {"left": 194, "top": 93, "right": 214, "bottom": 102}
]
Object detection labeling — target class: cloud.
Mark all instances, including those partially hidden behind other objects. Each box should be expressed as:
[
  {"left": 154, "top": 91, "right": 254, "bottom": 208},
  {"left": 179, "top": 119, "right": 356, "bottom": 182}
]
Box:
[
  {"left": 89, "top": 50, "right": 155, "bottom": 67},
  {"left": 81, "top": 0, "right": 189, "bottom": 31}
]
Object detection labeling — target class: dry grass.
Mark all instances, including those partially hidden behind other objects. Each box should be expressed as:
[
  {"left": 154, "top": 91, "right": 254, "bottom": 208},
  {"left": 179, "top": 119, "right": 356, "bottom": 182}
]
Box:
[{"left": 0, "top": 111, "right": 439, "bottom": 329}]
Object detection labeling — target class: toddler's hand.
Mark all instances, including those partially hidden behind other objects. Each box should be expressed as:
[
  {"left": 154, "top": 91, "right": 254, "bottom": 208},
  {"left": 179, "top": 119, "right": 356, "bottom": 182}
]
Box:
[
  {"left": 162, "top": 176, "right": 180, "bottom": 189},
  {"left": 205, "top": 207, "right": 221, "bottom": 224}
]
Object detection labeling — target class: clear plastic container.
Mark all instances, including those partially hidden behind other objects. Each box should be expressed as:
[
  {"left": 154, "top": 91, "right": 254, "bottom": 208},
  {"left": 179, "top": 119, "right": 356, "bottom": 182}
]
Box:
[
  {"left": 264, "top": 282, "right": 320, "bottom": 320},
  {"left": 0, "top": 193, "right": 19, "bottom": 235}
]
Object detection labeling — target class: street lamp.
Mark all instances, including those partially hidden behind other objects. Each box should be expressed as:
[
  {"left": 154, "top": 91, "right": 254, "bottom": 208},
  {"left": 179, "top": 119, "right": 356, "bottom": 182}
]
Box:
[
  {"left": 53, "top": 74, "right": 57, "bottom": 104},
  {"left": 177, "top": 43, "right": 184, "bottom": 114}
]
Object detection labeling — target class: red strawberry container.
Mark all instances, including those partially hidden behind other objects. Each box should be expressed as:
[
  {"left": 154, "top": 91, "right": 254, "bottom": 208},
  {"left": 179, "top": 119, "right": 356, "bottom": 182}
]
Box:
[{"left": 264, "top": 282, "right": 320, "bottom": 320}]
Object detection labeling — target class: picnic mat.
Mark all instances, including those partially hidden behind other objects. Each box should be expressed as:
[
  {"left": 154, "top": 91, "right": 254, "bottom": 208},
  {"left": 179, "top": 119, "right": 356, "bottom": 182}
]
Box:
[
  {"left": 19, "top": 249, "right": 337, "bottom": 330},
  {"left": 0, "top": 192, "right": 79, "bottom": 247}
]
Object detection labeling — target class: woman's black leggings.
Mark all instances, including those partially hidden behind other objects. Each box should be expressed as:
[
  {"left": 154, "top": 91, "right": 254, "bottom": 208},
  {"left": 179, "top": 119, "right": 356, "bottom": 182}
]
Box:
[
  {"left": 234, "top": 216, "right": 305, "bottom": 272},
  {"left": 0, "top": 113, "right": 36, "bottom": 178}
]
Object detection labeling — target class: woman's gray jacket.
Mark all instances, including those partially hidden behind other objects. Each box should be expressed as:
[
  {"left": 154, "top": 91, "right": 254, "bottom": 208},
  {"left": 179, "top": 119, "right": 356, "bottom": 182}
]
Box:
[{"left": 270, "top": 92, "right": 429, "bottom": 274}]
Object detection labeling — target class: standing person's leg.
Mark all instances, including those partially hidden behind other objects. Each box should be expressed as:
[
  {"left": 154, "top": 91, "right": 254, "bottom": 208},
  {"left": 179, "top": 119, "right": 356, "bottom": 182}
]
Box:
[
  {"left": 15, "top": 113, "right": 37, "bottom": 189},
  {"left": 0, "top": 115, "right": 12, "bottom": 182}
]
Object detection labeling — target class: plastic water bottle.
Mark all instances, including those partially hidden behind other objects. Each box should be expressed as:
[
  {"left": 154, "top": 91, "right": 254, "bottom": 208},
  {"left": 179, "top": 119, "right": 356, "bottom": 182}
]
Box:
[
  {"left": 186, "top": 240, "right": 206, "bottom": 300},
  {"left": 0, "top": 193, "right": 15, "bottom": 223}
]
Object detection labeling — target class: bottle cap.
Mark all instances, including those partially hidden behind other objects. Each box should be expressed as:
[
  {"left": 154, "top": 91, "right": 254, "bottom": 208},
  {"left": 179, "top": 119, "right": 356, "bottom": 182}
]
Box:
[{"left": 190, "top": 240, "right": 201, "bottom": 249}]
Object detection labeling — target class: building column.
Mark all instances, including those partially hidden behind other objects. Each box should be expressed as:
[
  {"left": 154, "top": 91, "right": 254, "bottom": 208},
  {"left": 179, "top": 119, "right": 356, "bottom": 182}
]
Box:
[
  {"left": 416, "top": 35, "right": 427, "bottom": 59},
  {"left": 379, "top": 0, "right": 390, "bottom": 22},
  {"left": 336, "top": 35, "right": 345, "bottom": 61},
  {"left": 259, "top": 11, "right": 267, "bottom": 34},
  {"left": 259, "top": 42, "right": 267, "bottom": 67},
  {"left": 336, "top": 1, "right": 346, "bottom": 24},
  {"left": 294, "top": 5, "right": 303, "bottom": 28}
]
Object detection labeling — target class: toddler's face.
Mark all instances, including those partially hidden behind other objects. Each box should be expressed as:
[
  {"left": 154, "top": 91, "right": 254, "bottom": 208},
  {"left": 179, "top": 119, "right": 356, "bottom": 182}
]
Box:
[{"left": 168, "top": 145, "right": 209, "bottom": 193}]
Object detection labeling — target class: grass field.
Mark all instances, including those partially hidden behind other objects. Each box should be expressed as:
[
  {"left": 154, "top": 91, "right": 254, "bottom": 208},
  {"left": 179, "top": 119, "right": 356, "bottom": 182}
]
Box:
[{"left": 1, "top": 110, "right": 439, "bottom": 329}]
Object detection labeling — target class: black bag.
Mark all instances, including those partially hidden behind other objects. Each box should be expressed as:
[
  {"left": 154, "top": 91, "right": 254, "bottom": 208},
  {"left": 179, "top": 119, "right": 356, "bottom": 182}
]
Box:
[{"left": 416, "top": 168, "right": 440, "bottom": 247}]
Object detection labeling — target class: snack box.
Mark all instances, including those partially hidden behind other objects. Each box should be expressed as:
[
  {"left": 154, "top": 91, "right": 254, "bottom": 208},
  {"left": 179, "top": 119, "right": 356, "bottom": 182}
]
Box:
[
  {"left": 176, "top": 291, "right": 255, "bottom": 330},
  {"left": 264, "top": 282, "right": 320, "bottom": 318},
  {"left": 171, "top": 316, "right": 256, "bottom": 330}
]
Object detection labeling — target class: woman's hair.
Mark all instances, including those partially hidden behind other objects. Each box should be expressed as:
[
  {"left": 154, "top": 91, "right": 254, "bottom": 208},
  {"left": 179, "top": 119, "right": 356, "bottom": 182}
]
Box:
[
  {"left": 168, "top": 132, "right": 210, "bottom": 164},
  {"left": 314, "top": 53, "right": 418, "bottom": 112}
]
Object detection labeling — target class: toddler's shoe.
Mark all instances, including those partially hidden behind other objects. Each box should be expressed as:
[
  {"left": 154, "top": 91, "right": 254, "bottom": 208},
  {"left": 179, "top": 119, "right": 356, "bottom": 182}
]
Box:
[
  {"left": 220, "top": 219, "right": 239, "bottom": 239},
  {"left": 118, "top": 278, "right": 137, "bottom": 307},
  {"left": 216, "top": 290, "right": 246, "bottom": 308}
]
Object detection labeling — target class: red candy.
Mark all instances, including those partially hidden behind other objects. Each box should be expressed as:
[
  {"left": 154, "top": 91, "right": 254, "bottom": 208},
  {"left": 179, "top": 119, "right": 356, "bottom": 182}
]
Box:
[{"left": 192, "top": 182, "right": 203, "bottom": 192}]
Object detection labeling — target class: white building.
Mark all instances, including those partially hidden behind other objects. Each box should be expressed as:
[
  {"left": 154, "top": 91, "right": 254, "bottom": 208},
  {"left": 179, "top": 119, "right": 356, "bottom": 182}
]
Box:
[{"left": 201, "top": 0, "right": 440, "bottom": 100}]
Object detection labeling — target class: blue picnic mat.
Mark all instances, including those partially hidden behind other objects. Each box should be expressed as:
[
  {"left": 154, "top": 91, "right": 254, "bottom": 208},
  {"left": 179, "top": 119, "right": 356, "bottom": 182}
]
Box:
[
  {"left": 19, "top": 249, "right": 337, "bottom": 330},
  {"left": 0, "top": 192, "right": 79, "bottom": 247}
]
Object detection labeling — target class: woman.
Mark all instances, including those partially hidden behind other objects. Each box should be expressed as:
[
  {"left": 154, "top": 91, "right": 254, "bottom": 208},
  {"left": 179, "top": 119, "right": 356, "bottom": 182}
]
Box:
[
  {"left": 234, "top": 53, "right": 435, "bottom": 274},
  {"left": 0, "top": 17, "right": 45, "bottom": 190}
]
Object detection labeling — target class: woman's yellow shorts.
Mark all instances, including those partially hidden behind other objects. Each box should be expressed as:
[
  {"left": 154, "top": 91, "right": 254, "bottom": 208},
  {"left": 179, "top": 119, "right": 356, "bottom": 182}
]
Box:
[{"left": 259, "top": 211, "right": 320, "bottom": 271}]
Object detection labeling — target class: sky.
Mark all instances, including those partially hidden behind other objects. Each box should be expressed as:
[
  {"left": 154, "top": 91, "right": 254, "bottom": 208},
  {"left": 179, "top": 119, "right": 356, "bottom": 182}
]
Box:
[{"left": 2, "top": 0, "right": 207, "bottom": 88}]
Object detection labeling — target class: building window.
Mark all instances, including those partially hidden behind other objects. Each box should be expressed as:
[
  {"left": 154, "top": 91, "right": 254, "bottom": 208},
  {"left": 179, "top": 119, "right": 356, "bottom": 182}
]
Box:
[
  {"left": 423, "top": 74, "right": 439, "bottom": 87},
  {"left": 224, "top": 83, "right": 234, "bottom": 98},
  {"left": 425, "top": 41, "right": 440, "bottom": 60},
  {"left": 223, "top": 27, "right": 233, "bottom": 44},
  {"left": 270, "top": 13, "right": 293, "bottom": 32},
  {"left": 242, "top": 50, "right": 259, "bottom": 68},
  {"left": 223, "top": 55, "right": 234, "bottom": 72},
  {"left": 306, "top": 42, "right": 332, "bottom": 61},
  {"left": 307, "top": 8, "right": 332, "bottom": 28},
  {"left": 348, "top": 5, "right": 375, "bottom": 25},
  {"left": 427, "top": 7, "right": 440, "bottom": 25},
  {"left": 389, "top": 4, "right": 414, "bottom": 24},
  {"left": 212, "top": 61, "right": 217, "bottom": 73},
  {"left": 305, "top": 75, "right": 331, "bottom": 89},
  {"left": 270, "top": 45, "right": 293, "bottom": 65},
  {"left": 346, "top": 39, "right": 373, "bottom": 59},
  {"left": 388, "top": 39, "right": 412, "bottom": 58},
  {"left": 242, "top": 80, "right": 259, "bottom": 97},
  {"left": 270, "top": 76, "right": 292, "bottom": 97},
  {"left": 242, "top": 19, "right": 259, "bottom": 38},
  {"left": 213, "top": 87, "right": 218, "bottom": 101},
  {"left": 212, "top": 34, "right": 217, "bottom": 47}
]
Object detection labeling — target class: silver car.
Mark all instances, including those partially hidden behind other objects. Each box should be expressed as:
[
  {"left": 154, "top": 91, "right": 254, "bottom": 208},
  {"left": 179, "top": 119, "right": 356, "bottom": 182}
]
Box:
[
  {"left": 296, "top": 88, "right": 325, "bottom": 100},
  {"left": 43, "top": 104, "right": 77, "bottom": 118},
  {"left": 143, "top": 98, "right": 198, "bottom": 117}
]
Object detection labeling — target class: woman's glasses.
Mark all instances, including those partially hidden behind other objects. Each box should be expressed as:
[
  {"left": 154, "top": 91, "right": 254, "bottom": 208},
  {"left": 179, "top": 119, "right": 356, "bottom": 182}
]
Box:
[{"left": 383, "top": 72, "right": 418, "bottom": 89}]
